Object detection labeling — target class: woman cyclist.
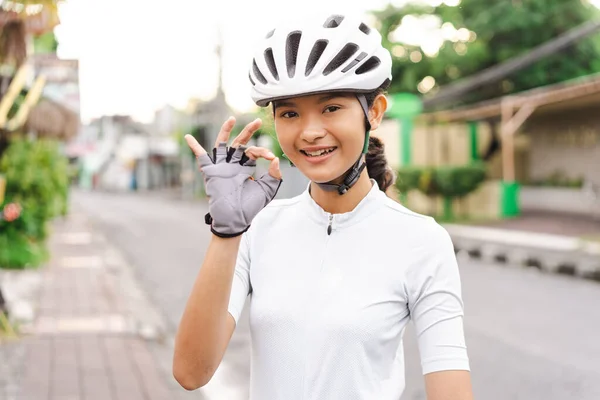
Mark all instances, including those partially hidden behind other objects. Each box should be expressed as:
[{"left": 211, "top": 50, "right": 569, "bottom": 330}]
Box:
[{"left": 174, "top": 12, "right": 473, "bottom": 400}]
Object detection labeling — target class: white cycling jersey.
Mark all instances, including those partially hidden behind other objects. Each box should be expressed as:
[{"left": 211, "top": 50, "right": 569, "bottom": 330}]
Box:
[{"left": 227, "top": 180, "right": 470, "bottom": 400}]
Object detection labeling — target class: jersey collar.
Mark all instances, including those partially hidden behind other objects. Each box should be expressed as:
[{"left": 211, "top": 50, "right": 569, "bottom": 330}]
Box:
[{"left": 301, "top": 179, "right": 386, "bottom": 230}]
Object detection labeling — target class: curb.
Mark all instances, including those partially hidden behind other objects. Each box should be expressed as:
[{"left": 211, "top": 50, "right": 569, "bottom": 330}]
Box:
[
  {"left": 0, "top": 269, "right": 43, "bottom": 329},
  {"left": 444, "top": 224, "right": 600, "bottom": 281}
]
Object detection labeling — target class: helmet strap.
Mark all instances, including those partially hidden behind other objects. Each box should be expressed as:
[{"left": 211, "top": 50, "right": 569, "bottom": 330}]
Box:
[{"left": 315, "top": 94, "right": 371, "bottom": 195}]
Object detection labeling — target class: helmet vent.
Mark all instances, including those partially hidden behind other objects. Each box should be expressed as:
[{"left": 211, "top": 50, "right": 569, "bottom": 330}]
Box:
[
  {"left": 249, "top": 73, "right": 256, "bottom": 86},
  {"left": 305, "top": 39, "right": 328, "bottom": 76},
  {"left": 359, "top": 23, "right": 371, "bottom": 35},
  {"left": 286, "top": 31, "right": 302, "bottom": 78},
  {"left": 266, "top": 29, "right": 275, "bottom": 39},
  {"left": 356, "top": 56, "right": 381, "bottom": 75},
  {"left": 323, "top": 43, "right": 358, "bottom": 76},
  {"left": 252, "top": 59, "right": 268, "bottom": 84},
  {"left": 324, "top": 15, "right": 344, "bottom": 28},
  {"left": 341, "top": 51, "right": 368, "bottom": 73},
  {"left": 264, "top": 48, "right": 279, "bottom": 80}
]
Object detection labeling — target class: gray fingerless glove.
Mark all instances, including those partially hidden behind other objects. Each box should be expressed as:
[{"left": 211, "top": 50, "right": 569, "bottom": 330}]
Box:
[{"left": 198, "top": 142, "right": 282, "bottom": 238}]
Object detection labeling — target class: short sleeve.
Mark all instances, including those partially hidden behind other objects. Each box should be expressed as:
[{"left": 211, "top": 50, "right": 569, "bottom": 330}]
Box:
[
  {"left": 405, "top": 220, "right": 470, "bottom": 375},
  {"left": 227, "top": 231, "right": 252, "bottom": 325}
]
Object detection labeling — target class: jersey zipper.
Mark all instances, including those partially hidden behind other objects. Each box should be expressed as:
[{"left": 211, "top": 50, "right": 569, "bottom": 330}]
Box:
[{"left": 303, "top": 214, "right": 334, "bottom": 398}]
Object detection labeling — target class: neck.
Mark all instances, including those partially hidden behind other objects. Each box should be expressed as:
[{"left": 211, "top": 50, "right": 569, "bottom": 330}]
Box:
[{"left": 310, "top": 170, "right": 373, "bottom": 214}]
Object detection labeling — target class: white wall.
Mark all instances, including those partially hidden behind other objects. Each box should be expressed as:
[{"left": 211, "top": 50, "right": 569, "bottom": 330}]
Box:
[
  {"left": 521, "top": 186, "right": 600, "bottom": 217},
  {"left": 526, "top": 108, "right": 600, "bottom": 186}
]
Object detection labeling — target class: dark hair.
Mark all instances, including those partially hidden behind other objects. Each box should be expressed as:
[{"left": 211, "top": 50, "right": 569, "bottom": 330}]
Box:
[
  {"left": 363, "top": 83, "right": 395, "bottom": 193},
  {"left": 365, "top": 136, "right": 395, "bottom": 193}
]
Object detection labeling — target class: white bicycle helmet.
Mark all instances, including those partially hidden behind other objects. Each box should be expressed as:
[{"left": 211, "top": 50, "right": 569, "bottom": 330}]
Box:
[
  {"left": 248, "top": 13, "right": 393, "bottom": 195},
  {"left": 249, "top": 13, "right": 392, "bottom": 107}
]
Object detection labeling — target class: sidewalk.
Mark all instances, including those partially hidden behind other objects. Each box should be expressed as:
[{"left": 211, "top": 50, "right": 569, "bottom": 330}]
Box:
[
  {"left": 444, "top": 211, "right": 600, "bottom": 279},
  {"left": 478, "top": 210, "right": 600, "bottom": 238},
  {"left": 5, "top": 210, "right": 174, "bottom": 400}
]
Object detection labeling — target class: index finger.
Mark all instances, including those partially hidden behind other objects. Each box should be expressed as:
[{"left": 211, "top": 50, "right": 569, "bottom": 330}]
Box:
[
  {"left": 184, "top": 134, "right": 206, "bottom": 157},
  {"left": 231, "top": 118, "right": 262, "bottom": 148},
  {"left": 214, "top": 116, "right": 236, "bottom": 148}
]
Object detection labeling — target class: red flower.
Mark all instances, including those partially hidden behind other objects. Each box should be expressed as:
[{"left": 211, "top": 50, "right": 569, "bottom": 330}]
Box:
[{"left": 3, "top": 203, "right": 21, "bottom": 222}]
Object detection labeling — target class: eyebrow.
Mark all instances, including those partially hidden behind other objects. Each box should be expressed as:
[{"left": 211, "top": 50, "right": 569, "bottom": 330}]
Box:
[
  {"left": 317, "top": 94, "right": 351, "bottom": 103},
  {"left": 273, "top": 94, "right": 351, "bottom": 110}
]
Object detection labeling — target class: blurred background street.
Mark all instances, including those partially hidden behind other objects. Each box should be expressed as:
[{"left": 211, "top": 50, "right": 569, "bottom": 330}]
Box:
[
  {"left": 1, "top": 0, "right": 600, "bottom": 399},
  {"left": 73, "top": 189, "right": 600, "bottom": 400}
]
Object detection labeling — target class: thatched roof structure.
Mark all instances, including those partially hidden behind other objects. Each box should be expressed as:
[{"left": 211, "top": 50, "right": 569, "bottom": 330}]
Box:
[
  {"left": 0, "top": 1, "right": 60, "bottom": 36},
  {"left": 0, "top": 2, "right": 75, "bottom": 140},
  {"left": 25, "top": 97, "right": 79, "bottom": 140}
]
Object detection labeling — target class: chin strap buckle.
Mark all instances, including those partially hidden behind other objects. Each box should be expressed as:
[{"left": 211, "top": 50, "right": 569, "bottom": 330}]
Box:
[
  {"left": 337, "top": 159, "right": 367, "bottom": 195},
  {"left": 337, "top": 184, "right": 349, "bottom": 195}
]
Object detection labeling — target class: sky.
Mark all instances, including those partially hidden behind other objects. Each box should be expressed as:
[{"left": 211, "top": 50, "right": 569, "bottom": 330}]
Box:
[
  {"left": 54, "top": 0, "right": 453, "bottom": 123},
  {"left": 54, "top": 0, "right": 600, "bottom": 123}
]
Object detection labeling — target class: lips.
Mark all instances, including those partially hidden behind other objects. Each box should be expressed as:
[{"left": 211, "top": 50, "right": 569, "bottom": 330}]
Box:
[
  {"left": 300, "top": 147, "right": 337, "bottom": 157},
  {"left": 298, "top": 146, "right": 338, "bottom": 164}
]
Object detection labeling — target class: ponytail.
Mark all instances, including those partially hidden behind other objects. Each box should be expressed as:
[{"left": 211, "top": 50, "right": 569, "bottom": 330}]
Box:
[
  {"left": 363, "top": 82, "right": 395, "bottom": 193},
  {"left": 365, "top": 136, "right": 395, "bottom": 192}
]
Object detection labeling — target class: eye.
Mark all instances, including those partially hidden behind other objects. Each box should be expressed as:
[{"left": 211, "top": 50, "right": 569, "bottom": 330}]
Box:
[
  {"left": 279, "top": 111, "right": 298, "bottom": 118},
  {"left": 323, "top": 105, "right": 341, "bottom": 113}
]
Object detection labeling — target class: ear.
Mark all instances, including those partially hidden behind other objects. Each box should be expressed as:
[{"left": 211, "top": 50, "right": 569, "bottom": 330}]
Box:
[{"left": 368, "top": 94, "right": 388, "bottom": 131}]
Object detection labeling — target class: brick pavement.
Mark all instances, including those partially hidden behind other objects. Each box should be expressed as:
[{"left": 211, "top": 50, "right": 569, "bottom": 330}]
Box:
[{"left": 14, "top": 211, "right": 174, "bottom": 400}]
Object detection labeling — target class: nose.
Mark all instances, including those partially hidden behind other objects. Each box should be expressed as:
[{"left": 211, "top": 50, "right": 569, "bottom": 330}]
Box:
[{"left": 299, "top": 119, "right": 327, "bottom": 143}]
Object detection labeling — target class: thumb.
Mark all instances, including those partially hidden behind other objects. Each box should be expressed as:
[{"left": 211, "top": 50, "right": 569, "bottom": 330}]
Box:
[
  {"left": 184, "top": 134, "right": 207, "bottom": 157},
  {"left": 268, "top": 157, "right": 282, "bottom": 180}
]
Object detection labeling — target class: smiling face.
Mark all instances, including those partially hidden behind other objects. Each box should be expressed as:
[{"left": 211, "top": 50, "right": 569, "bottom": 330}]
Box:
[{"left": 273, "top": 93, "right": 367, "bottom": 184}]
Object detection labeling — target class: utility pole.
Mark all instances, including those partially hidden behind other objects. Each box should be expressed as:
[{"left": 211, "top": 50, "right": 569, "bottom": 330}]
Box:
[{"left": 212, "top": 26, "right": 229, "bottom": 143}]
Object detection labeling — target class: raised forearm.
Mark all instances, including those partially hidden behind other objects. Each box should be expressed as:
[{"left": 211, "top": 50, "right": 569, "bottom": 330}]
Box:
[{"left": 173, "top": 235, "right": 241, "bottom": 389}]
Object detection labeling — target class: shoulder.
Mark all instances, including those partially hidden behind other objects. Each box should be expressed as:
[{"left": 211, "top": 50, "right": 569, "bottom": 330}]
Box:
[
  {"left": 265, "top": 195, "right": 304, "bottom": 210},
  {"left": 248, "top": 194, "right": 304, "bottom": 229},
  {"left": 378, "top": 197, "right": 454, "bottom": 252},
  {"left": 261, "top": 194, "right": 303, "bottom": 216},
  {"left": 381, "top": 196, "right": 431, "bottom": 222},
  {"left": 380, "top": 201, "right": 458, "bottom": 284}
]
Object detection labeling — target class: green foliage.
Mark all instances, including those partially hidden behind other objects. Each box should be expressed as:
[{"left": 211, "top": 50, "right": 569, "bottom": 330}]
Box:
[
  {"left": 434, "top": 162, "right": 487, "bottom": 198},
  {"left": 418, "top": 167, "right": 438, "bottom": 196},
  {"left": 255, "top": 107, "right": 285, "bottom": 158},
  {"left": 529, "top": 170, "right": 585, "bottom": 188},
  {"left": 395, "top": 162, "right": 487, "bottom": 199},
  {"left": 0, "top": 230, "right": 48, "bottom": 270},
  {"left": 373, "top": 0, "right": 600, "bottom": 105},
  {"left": 395, "top": 165, "right": 421, "bottom": 193},
  {"left": 33, "top": 32, "right": 59, "bottom": 54},
  {"left": 395, "top": 166, "right": 439, "bottom": 196},
  {"left": 0, "top": 138, "right": 69, "bottom": 269},
  {"left": 7, "top": 89, "right": 27, "bottom": 121}
]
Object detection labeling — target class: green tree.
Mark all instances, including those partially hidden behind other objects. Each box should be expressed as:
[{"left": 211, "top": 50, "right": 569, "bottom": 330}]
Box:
[
  {"left": 255, "top": 107, "right": 285, "bottom": 159},
  {"left": 0, "top": 138, "right": 69, "bottom": 268},
  {"left": 373, "top": 0, "right": 600, "bottom": 106},
  {"left": 33, "top": 31, "right": 59, "bottom": 54}
]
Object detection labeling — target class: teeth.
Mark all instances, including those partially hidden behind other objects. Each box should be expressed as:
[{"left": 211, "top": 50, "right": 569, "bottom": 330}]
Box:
[{"left": 304, "top": 148, "right": 335, "bottom": 157}]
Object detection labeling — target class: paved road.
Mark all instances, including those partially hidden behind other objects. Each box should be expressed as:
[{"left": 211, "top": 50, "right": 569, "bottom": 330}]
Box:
[{"left": 73, "top": 188, "right": 600, "bottom": 400}]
